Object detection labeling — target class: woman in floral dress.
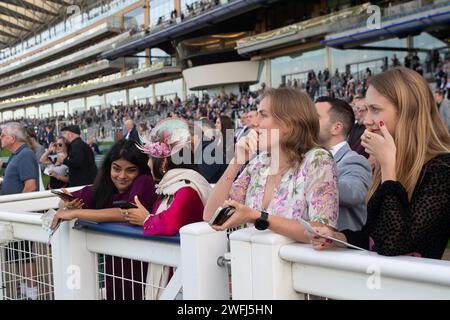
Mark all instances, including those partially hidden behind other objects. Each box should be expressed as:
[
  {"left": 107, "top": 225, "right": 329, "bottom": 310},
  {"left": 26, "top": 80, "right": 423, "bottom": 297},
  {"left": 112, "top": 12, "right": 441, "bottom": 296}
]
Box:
[{"left": 204, "top": 87, "right": 339, "bottom": 242}]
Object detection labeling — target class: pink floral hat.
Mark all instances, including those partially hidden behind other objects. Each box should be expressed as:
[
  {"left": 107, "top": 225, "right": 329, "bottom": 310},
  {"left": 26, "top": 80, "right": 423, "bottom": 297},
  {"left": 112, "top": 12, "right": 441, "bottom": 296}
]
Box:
[{"left": 138, "top": 118, "right": 191, "bottom": 158}]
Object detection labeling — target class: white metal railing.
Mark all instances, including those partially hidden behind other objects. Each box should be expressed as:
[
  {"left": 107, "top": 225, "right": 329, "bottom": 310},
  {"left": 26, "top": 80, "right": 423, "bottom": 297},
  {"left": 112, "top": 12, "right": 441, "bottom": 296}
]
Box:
[
  {"left": 229, "top": 228, "right": 450, "bottom": 300},
  {"left": 4, "top": 190, "right": 449, "bottom": 300},
  {"left": 0, "top": 191, "right": 229, "bottom": 300}
]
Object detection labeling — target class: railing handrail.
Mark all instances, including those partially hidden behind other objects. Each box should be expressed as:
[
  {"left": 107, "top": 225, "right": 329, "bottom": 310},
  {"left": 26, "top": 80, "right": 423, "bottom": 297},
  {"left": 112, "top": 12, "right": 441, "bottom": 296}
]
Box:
[
  {"left": 229, "top": 227, "right": 450, "bottom": 300},
  {"left": 0, "top": 211, "right": 42, "bottom": 225},
  {"left": 279, "top": 243, "right": 450, "bottom": 287},
  {"left": 0, "top": 186, "right": 84, "bottom": 203}
]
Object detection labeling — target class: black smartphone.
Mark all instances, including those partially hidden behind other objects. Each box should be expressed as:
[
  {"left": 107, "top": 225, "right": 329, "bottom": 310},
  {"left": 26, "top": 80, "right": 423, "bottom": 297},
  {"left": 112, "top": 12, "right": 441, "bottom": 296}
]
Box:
[
  {"left": 112, "top": 200, "right": 138, "bottom": 209},
  {"left": 51, "top": 190, "right": 76, "bottom": 202},
  {"left": 208, "top": 206, "right": 235, "bottom": 226}
]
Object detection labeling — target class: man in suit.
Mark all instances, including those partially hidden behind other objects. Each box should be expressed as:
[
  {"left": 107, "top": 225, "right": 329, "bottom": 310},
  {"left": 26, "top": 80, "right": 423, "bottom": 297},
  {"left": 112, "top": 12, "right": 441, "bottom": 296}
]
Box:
[
  {"left": 315, "top": 96, "right": 372, "bottom": 231},
  {"left": 436, "top": 89, "right": 450, "bottom": 131},
  {"left": 347, "top": 94, "right": 369, "bottom": 158},
  {"left": 124, "top": 120, "right": 140, "bottom": 143},
  {"left": 57, "top": 125, "right": 97, "bottom": 187},
  {"left": 234, "top": 110, "right": 250, "bottom": 141}
]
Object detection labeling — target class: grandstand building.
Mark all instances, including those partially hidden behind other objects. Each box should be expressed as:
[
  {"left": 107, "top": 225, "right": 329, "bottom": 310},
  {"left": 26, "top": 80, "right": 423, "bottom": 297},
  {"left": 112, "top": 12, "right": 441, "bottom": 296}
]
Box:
[{"left": 0, "top": 0, "right": 448, "bottom": 122}]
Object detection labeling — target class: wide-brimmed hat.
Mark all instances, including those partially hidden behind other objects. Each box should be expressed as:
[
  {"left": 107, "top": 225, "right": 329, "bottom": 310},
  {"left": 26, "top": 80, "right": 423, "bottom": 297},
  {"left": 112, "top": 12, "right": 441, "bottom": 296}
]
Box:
[{"left": 138, "top": 118, "right": 191, "bottom": 158}]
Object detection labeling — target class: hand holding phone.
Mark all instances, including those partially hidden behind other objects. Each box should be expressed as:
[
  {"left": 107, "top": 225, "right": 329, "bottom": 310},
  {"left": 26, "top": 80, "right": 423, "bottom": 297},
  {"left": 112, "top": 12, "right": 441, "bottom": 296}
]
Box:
[
  {"left": 208, "top": 206, "right": 235, "bottom": 226},
  {"left": 51, "top": 190, "right": 76, "bottom": 202},
  {"left": 112, "top": 200, "right": 138, "bottom": 209}
]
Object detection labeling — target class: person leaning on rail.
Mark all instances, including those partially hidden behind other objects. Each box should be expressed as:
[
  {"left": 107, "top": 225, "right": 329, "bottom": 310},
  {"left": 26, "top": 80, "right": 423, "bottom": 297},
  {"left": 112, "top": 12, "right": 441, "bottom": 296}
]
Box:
[
  {"left": 123, "top": 118, "right": 212, "bottom": 299},
  {"left": 50, "top": 139, "right": 157, "bottom": 300},
  {"left": 204, "top": 87, "right": 339, "bottom": 242},
  {"left": 306, "top": 67, "right": 450, "bottom": 260}
]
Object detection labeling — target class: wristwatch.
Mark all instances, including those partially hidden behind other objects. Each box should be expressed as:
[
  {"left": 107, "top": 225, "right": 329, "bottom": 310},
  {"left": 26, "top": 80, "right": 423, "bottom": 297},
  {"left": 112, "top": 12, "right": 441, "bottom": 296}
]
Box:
[{"left": 255, "top": 211, "right": 269, "bottom": 230}]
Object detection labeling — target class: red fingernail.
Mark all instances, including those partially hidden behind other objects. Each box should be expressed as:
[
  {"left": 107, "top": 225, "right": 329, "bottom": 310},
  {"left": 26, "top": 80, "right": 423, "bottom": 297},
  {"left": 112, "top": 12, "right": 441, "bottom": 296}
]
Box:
[
  {"left": 379, "top": 120, "right": 384, "bottom": 127},
  {"left": 313, "top": 236, "right": 319, "bottom": 239},
  {"left": 321, "top": 244, "right": 325, "bottom": 247},
  {"left": 326, "top": 239, "right": 332, "bottom": 243}
]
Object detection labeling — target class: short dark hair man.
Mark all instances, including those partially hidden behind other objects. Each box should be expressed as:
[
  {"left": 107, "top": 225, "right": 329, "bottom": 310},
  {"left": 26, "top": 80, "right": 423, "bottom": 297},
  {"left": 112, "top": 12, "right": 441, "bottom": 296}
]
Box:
[
  {"left": 57, "top": 125, "right": 97, "bottom": 187},
  {"left": 315, "top": 96, "right": 372, "bottom": 231}
]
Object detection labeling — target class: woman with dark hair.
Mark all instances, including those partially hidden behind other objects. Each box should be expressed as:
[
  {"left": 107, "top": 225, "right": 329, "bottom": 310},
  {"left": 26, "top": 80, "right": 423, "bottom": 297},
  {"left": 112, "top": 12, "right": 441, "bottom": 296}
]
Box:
[
  {"left": 50, "top": 139, "right": 156, "bottom": 221},
  {"left": 125, "top": 118, "right": 211, "bottom": 299},
  {"left": 50, "top": 140, "right": 157, "bottom": 300}
]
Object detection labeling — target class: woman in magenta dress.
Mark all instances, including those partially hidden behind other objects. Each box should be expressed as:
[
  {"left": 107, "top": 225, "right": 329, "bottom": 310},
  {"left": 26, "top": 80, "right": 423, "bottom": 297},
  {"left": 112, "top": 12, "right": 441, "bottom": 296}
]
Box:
[{"left": 125, "top": 118, "right": 212, "bottom": 299}]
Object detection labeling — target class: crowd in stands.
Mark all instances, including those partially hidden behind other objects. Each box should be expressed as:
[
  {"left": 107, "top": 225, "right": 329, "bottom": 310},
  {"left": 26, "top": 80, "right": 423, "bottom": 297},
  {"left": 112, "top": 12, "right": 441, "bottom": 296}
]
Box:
[{"left": 1, "top": 63, "right": 450, "bottom": 299}]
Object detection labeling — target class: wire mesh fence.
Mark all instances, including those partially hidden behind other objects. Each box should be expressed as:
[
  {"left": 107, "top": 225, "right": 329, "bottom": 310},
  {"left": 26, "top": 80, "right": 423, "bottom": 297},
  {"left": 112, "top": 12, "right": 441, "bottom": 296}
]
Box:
[
  {"left": 0, "top": 240, "right": 53, "bottom": 300},
  {"left": 95, "top": 253, "right": 181, "bottom": 300}
]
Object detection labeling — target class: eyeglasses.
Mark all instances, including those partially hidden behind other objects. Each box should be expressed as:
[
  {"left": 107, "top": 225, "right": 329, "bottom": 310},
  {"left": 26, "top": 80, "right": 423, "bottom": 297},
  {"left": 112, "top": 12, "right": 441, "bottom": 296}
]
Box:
[{"left": 56, "top": 143, "right": 63, "bottom": 147}]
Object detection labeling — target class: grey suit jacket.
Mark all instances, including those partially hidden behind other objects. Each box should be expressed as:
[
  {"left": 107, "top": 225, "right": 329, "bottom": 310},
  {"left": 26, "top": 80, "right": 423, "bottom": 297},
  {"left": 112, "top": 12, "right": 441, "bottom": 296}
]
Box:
[
  {"left": 439, "top": 98, "right": 450, "bottom": 131},
  {"left": 334, "top": 142, "right": 372, "bottom": 231}
]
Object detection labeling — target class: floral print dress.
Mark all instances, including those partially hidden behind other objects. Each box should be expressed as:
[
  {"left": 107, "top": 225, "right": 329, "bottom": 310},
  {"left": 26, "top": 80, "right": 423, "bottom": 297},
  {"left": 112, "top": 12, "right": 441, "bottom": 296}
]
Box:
[{"left": 230, "top": 148, "right": 339, "bottom": 228}]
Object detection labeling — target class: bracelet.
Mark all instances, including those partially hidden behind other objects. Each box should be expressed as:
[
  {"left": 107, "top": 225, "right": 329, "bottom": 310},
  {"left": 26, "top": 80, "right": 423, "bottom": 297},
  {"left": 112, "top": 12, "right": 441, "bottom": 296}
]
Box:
[{"left": 143, "top": 213, "right": 152, "bottom": 225}]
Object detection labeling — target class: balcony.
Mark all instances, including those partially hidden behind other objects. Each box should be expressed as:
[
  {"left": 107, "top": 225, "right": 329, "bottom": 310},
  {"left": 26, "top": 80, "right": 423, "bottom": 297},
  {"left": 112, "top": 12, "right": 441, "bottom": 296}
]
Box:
[
  {"left": 323, "top": 0, "right": 450, "bottom": 48},
  {"left": 0, "top": 60, "right": 124, "bottom": 101},
  {"left": 235, "top": 3, "right": 371, "bottom": 55},
  {"left": 0, "top": 60, "right": 180, "bottom": 111},
  {"left": 0, "top": 32, "right": 135, "bottom": 90},
  {"left": 0, "top": 17, "right": 124, "bottom": 79}
]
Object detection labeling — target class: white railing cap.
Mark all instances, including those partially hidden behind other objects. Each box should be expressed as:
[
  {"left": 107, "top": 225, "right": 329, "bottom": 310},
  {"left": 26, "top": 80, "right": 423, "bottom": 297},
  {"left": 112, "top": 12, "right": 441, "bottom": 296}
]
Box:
[
  {"left": 229, "top": 227, "right": 295, "bottom": 245},
  {"left": 0, "top": 186, "right": 84, "bottom": 203},
  {"left": 280, "top": 243, "right": 450, "bottom": 286},
  {"left": 180, "top": 221, "right": 222, "bottom": 236}
]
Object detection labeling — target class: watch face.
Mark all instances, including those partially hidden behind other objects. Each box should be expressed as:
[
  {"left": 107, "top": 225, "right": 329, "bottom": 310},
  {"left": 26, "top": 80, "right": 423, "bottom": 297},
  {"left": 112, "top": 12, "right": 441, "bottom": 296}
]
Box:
[{"left": 255, "top": 218, "right": 269, "bottom": 230}]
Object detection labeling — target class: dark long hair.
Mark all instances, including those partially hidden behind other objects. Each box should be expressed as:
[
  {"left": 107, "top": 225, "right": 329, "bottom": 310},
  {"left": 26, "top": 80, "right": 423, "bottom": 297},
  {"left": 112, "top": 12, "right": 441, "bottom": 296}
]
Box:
[{"left": 91, "top": 140, "right": 151, "bottom": 209}]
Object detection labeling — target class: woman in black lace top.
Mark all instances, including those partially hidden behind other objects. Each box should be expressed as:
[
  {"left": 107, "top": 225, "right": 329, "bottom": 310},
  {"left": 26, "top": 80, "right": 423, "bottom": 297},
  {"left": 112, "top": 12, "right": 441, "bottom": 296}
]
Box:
[{"left": 307, "top": 67, "right": 450, "bottom": 259}]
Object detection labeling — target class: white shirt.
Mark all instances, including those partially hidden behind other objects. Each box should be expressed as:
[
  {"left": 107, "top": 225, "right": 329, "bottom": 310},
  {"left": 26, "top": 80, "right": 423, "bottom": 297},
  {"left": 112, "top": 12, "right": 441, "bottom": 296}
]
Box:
[{"left": 329, "top": 141, "right": 348, "bottom": 157}]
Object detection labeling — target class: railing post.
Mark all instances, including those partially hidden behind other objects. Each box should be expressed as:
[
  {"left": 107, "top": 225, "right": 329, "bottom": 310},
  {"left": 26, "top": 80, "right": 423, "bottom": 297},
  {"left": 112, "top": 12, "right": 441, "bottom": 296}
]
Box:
[
  {"left": 52, "top": 221, "right": 96, "bottom": 299},
  {"left": 230, "top": 228, "right": 304, "bottom": 300},
  {"left": 180, "top": 222, "right": 229, "bottom": 299}
]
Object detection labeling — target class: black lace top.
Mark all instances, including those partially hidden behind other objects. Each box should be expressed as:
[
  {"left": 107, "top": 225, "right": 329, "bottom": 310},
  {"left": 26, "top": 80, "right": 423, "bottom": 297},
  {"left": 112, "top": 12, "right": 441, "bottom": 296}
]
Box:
[{"left": 343, "top": 153, "right": 450, "bottom": 259}]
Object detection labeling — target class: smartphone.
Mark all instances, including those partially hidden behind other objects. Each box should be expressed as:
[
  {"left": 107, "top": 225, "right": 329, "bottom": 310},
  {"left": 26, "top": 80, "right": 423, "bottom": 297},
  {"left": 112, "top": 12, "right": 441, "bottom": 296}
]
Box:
[
  {"left": 112, "top": 200, "right": 138, "bottom": 209},
  {"left": 208, "top": 206, "right": 235, "bottom": 226},
  {"left": 51, "top": 190, "right": 76, "bottom": 202}
]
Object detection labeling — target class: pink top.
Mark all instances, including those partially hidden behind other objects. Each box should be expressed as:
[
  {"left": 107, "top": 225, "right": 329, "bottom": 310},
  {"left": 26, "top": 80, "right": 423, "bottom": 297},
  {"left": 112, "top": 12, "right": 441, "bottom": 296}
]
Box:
[{"left": 143, "top": 186, "right": 204, "bottom": 236}]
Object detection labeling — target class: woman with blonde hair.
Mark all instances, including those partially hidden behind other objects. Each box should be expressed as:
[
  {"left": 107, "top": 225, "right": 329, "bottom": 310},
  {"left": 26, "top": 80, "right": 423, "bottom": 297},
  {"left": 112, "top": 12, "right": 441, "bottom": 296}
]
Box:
[
  {"left": 204, "top": 87, "right": 339, "bottom": 242},
  {"left": 308, "top": 67, "right": 450, "bottom": 259}
]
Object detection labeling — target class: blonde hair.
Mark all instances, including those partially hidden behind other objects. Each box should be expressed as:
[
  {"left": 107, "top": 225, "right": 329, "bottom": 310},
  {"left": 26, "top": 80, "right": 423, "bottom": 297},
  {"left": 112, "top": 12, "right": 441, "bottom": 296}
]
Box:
[
  {"left": 367, "top": 67, "right": 450, "bottom": 201},
  {"left": 262, "top": 88, "right": 320, "bottom": 165}
]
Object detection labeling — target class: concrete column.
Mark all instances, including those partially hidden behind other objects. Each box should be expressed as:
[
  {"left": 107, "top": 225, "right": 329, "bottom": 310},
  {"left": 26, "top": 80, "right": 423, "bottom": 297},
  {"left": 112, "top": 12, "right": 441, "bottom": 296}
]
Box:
[
  {"left": 125, "top": 89, "right": 130, "bottom": 105},
  {"left": 103, "top": 94, "right": 107, "bottom": 109},
  {"left": 144, "top": 0, "right": 151, "bottom": 67},
  {"left": 151, "top": 83, "right": 156, "bottom": 104},
  {"left": 50, "top": 103, "right": 55, "bottom": 117},
  {"left": 0, "top": 112, "right": 3, "bottom": 122},
  {"left": 407, "top": 35, "right": 414, "bottom": 50},
  {"left": 64, "top": 103, "right": 69, "bottom": 118},
  {"left": 84, "top": 97, "right": 88, "bottom": 111},
  {"left": 325, "top": 46, "right": 331, "bottom": 70},
  {"left": 37, "top": 106, "right": 41, "bottom": 119},
  {"left": 182, "top": 77, "right": 187, "bottom": 101},
  {"left": 23, "top": 108, "right": 27, "bottom": 119},
  {"left": 174, "top": 0, "right": 181, "bottom": 16},
  {"left": 265, "top": 58, "right": 272, "bottom": 88}
]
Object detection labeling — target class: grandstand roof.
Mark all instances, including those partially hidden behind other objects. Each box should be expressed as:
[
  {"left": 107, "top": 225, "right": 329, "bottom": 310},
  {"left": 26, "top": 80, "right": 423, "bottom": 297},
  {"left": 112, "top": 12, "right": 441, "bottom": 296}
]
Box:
[{"left": 0, "top": 0, "right": 88, "bottom": 50}]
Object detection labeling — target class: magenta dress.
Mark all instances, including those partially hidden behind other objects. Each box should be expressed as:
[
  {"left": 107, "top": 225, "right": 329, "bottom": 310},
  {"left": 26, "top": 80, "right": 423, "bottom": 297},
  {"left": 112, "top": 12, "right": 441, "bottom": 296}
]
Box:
[
  {"left": 72, "top": 174, "right": 156, "bottom": 300},
  {"left": 143, "top": 186, "right": 204, "bottom": 236}
]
